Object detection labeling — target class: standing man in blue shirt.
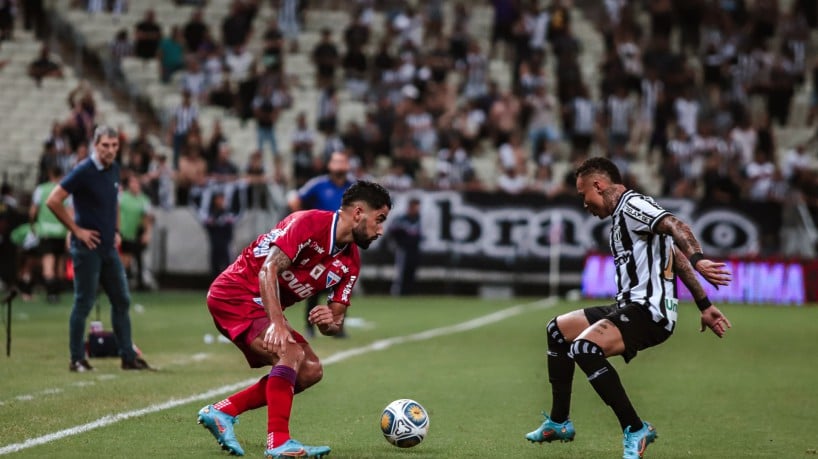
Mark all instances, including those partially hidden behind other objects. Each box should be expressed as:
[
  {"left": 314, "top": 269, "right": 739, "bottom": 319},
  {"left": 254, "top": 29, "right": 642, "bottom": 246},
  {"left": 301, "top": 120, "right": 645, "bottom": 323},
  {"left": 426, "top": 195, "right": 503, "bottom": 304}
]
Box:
[
  {"left": 287, "top": 150, "right": 352, "bottom": 337},
  {"left": 47, "top": 125, "right": 152, "bottom": 372},
  {"left": 387, "top": 197, "right": 422, "bottom": 296}
]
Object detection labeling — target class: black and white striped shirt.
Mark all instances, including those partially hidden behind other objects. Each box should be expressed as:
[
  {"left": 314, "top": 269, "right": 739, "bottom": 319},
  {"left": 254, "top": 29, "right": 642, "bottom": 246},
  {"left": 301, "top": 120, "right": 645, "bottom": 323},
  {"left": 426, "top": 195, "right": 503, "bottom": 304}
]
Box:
[
  {"left": 173, "top": 104, "right": 199, "bottom": 134},
  {"left": 606, "top": 95, "right": 633, "bottom": 135},
  {"left": 610, "top": 190, "right": 678, "bottom": 331},
  {"left": 572, "top": 97, "right": 596, "bottom": 134},
  {"left": 464, "top": 52, "right": 488, "bottom": 99}
]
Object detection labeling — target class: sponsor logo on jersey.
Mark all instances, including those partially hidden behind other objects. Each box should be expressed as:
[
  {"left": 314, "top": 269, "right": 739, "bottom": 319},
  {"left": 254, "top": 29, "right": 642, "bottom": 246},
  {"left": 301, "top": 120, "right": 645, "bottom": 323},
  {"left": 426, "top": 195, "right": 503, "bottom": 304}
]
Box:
[
  {"left": 253, "top": 228, "right": 285, "bottom": 258},
  {"left": 614, "top": 251, "right": 631, "bottom": 266},
  {"left": 332, "top": 259, "right": 350, "bottom": 273},
  {"left": 623, "top": 204, "right": 652, "bottom": 225},
  {"left": 280, "top": 270, "right": 315, "bottom": 298},
  {"left": 326, "top": 271, "right": 341, "bottom": 288},
  {"left": 340, "top": 275, "right": 357, "bottom": 302},
  {"left": 310, "top": 264, "right": 326, "bottom": 279},
  {"left": 310, "top": 241, "right": 326, "bottom": 254}
]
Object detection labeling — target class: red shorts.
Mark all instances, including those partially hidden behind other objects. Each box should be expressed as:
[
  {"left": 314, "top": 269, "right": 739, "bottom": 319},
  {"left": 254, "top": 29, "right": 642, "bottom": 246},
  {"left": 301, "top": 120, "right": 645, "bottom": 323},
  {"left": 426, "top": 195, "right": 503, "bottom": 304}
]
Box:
[{"left": 206, "top": 293, "right": 307, "bottom": 368}]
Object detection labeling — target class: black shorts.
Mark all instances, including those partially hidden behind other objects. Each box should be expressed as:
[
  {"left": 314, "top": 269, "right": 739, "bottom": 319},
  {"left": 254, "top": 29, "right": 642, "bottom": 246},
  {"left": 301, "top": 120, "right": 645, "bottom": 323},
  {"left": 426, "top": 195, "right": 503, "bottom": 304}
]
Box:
[
  {"left": 38, "top": 237, "right": 67, "bottom": 256},
  {"left": 120, "top": 240, "right": 143, "bottom": 255},
  {"left": 584, "top": 303, "right": 672, "bottom": 363}
]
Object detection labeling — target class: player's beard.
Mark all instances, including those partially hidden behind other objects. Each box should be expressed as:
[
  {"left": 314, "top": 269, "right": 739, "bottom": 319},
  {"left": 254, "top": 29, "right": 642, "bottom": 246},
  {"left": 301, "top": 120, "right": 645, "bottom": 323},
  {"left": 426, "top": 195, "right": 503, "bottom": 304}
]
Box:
[{"left": 352, "top": 222, "right": 376, "bottom": 249}]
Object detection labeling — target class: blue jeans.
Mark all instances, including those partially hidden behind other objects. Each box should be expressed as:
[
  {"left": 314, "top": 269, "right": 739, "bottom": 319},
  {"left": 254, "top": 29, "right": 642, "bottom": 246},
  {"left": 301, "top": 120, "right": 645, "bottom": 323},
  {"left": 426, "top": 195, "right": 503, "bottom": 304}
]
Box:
[
  {"left": 257, "top": 126, "right": 278, "bottom": 156},
  {"left": 69, "top": 240, "right": 135, "bottom": 362}
]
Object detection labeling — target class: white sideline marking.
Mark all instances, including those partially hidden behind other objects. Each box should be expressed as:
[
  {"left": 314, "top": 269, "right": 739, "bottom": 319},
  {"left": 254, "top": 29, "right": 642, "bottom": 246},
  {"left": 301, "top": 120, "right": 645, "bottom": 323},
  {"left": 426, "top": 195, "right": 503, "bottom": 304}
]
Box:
[
  {"left": 0, "top": 353, "right": 213, "bottom": 406},
  {"left": 0, "top": 297, "right": 557, "bottom": 455}
]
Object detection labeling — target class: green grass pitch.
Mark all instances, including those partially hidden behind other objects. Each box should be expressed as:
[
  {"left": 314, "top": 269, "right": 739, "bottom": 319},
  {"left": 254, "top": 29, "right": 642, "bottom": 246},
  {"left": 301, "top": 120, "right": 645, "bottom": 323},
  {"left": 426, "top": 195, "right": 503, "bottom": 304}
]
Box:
[{"left": 0, "top": 291, "right": 816, "bottom": 458}]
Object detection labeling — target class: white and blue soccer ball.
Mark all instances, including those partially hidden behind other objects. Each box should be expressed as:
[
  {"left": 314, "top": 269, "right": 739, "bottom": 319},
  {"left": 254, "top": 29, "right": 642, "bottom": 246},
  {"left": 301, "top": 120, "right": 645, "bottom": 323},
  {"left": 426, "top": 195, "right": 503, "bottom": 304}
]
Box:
[{"left": 380, "top": 399, "right": 430, "bottom": 448}]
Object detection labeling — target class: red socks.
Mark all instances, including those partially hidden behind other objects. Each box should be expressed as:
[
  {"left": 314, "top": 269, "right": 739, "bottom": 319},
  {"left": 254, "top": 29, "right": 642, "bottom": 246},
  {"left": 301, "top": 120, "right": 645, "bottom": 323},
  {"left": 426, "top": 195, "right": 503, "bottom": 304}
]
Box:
[
  {"left": 214, "top": 375, "right": 269, "bottom": 417},
  {"left": 266, "top": 365, "right": 297, "bottom": 449}
]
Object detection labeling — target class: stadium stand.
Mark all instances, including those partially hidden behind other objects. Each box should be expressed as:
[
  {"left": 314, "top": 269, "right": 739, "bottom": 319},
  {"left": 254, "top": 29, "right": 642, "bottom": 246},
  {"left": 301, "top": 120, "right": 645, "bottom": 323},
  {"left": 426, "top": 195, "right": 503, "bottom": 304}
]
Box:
[
  {"left": 47, "top": 1, "right": 610, "bottom": 188},
  {"left": 1, "top": 0, "right": 817, "bottom": 292},
  {"left": 0, "top": 27, "right": 147, "bottom": 192}
]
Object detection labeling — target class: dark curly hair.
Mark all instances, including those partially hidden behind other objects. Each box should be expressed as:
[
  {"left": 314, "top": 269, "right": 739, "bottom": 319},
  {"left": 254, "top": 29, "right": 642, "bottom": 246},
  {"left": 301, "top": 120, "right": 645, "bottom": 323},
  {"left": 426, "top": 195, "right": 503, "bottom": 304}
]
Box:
[
  {"left": 575, "top": 157, "right": 623, "bottom": 184},
  {"left": 341, "top": 180, "right": 393, "bottom": 210}
]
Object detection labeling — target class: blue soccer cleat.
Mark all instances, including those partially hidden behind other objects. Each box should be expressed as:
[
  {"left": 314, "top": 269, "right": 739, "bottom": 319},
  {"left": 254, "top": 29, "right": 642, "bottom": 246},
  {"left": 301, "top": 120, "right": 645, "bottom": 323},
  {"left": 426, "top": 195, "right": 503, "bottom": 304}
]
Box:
[
  {"left": 197, "top": 405, "right": 245, "bottom": 456},
  {"left": 525, "top": 413, "right": 576, "bottom": 443},
  {"left": 265, "top": 439, "right": 331, "bottom": 458},
  {"left": 622, "top": 421, "right": 658, "bottom": 459}
]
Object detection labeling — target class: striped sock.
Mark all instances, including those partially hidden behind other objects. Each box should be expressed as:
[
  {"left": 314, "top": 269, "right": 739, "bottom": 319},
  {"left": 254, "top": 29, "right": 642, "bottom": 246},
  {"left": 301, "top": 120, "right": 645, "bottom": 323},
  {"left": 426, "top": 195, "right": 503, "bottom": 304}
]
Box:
[{"left": 571, "top": 339, "right": 641, "bottom": 431}]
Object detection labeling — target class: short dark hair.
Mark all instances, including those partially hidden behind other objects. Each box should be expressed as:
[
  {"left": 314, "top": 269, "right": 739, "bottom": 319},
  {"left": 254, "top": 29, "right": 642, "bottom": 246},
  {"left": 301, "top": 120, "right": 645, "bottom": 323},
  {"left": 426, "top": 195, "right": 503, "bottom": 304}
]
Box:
[
  {"left": 575, "top": 157, "right": 623, "bottom": 184},
  {"left": 342, "top": 181, "right": 392, "bottom": 210}
]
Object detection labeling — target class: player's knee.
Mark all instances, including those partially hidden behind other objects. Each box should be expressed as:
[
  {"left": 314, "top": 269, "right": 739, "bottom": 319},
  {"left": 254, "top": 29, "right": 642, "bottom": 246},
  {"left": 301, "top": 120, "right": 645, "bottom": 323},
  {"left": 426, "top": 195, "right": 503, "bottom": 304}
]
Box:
[
  {"left": 273, "top": 340, "right": 306, "bottom": 367},
  {"left": 569, "top": 339, "right": 604, "bottom": 365},
  {"left": 546, "top": 317, "right": 570, "bottom": 350},
  {"left": 289, "top": 343, "right": 306, "bottom": 363},
  {"left": 297, "top": 358, "right": 323, "bottom": 389}
]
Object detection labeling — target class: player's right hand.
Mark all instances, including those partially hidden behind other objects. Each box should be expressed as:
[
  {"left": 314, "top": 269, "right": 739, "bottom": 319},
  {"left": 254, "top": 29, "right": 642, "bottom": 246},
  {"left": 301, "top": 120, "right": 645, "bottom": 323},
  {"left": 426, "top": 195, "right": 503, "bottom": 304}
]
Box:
[
  {"left": 75, "top": 227, "right": 101, "bottom": 249},
  {"left": 263, "top": 320, "right": 296, "bottom": 354}
]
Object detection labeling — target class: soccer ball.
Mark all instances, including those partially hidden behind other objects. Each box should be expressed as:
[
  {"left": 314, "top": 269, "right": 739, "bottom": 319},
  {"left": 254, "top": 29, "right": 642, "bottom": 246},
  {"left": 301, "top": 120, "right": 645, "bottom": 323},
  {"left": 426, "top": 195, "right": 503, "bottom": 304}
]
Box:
[{"left": 380, "top": 399, "right": 429, "bottom": 448}]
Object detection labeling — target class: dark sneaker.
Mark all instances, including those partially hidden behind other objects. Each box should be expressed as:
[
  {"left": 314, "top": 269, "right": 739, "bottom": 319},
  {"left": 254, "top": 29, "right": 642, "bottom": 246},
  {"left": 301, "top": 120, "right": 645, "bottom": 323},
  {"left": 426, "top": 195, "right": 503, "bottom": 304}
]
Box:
[
  {"left": 69, "top": 359, "right": 95, "bottom": 372},
  {"left": 122, "top": 356, "right": 155, "bottom": 371}
]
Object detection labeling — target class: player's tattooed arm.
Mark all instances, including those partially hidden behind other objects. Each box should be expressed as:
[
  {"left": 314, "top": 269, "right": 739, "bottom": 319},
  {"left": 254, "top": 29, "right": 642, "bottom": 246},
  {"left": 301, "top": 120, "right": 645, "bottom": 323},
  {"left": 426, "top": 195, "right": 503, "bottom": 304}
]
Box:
[
  {"left": 672, "top": 247, "right": 707, "bottom": 301},
  {"left": 264, "top": 246, "right": 293, "bottom": 272},
  {"left": 259, "top": 246, "right": 293, "bottom": 317},
  {"left": 657, "top": 215, "right": 732, "bottom": 288},
  {"left": 654, "top": 215, "right": 702, "bottom": 258}
]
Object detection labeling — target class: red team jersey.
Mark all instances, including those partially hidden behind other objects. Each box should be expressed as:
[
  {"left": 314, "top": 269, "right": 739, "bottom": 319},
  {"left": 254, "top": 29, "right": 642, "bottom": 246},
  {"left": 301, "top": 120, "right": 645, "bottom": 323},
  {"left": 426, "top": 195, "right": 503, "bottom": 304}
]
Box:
[{"left": 207, "top": 210, "right": 360, "bottom": 342}]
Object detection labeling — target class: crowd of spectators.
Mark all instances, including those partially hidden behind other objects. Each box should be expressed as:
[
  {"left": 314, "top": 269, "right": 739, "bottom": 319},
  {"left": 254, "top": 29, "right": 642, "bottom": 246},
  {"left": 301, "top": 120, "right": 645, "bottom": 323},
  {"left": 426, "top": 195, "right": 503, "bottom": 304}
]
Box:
[
  {"left": 80, "top": 0, "right": 816, "bottom": 207},
  {"left": 2, "top": 0, "right": 818, "bottom": 297},
  {"left": 12, "top": 1, "right": 818, "bottom": 247}
]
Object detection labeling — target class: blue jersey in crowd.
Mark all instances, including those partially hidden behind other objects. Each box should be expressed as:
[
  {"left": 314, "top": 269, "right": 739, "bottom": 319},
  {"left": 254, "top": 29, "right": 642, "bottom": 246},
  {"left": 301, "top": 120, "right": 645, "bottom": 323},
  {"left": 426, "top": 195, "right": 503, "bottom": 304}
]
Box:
[{"left": 297, "top": 175, "right": 353, "bottom": 211}]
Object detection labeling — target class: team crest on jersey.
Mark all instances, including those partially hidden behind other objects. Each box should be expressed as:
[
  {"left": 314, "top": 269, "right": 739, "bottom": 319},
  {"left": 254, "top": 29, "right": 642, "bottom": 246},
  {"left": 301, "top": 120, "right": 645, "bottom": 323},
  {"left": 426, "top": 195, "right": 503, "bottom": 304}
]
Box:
[
  {"left": 310, "top": 264, "right": 326, "bottom": 279},
  {"left": 612, "top": 224, "right": 622, "bottom": 243},
  {"left": 326, "top": 271, "right": 341, "bottom": 288}
]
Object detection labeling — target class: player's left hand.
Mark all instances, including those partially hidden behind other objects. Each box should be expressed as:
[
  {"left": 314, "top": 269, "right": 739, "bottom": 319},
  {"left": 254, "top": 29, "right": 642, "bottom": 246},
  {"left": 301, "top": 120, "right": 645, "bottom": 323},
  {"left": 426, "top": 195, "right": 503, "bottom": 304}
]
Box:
[
  {"left": 695, "top": 259, "right": 731, "bottom": 289},
  {"left": 700, "top": 305, "right": 732, "bottom": 338},
  {"left": 307, "top": 304, "right": 335, "bottom": 327}
]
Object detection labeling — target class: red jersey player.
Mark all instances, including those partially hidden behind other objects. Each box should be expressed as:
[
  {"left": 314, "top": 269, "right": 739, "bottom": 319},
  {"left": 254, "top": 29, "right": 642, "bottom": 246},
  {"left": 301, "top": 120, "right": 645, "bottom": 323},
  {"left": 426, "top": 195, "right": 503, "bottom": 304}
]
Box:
[{"left": 197, "top": 181, "right": 392, "bottom": 458}]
